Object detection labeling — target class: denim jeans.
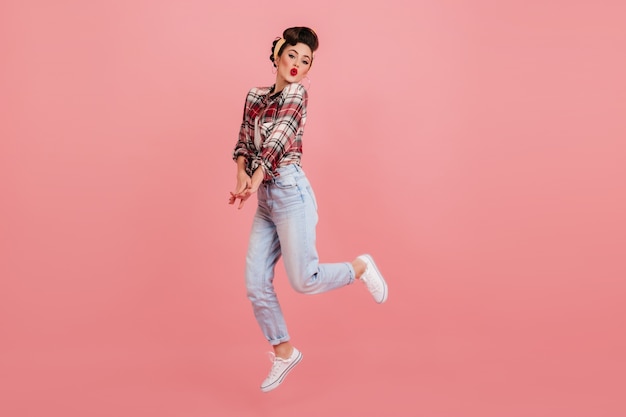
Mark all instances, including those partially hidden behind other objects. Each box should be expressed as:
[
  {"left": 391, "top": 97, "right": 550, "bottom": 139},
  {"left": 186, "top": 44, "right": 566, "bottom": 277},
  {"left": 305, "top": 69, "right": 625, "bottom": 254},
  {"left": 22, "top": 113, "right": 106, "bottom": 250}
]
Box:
[{"left": 245, "top": 164, "right": 355, "bottom": 345}]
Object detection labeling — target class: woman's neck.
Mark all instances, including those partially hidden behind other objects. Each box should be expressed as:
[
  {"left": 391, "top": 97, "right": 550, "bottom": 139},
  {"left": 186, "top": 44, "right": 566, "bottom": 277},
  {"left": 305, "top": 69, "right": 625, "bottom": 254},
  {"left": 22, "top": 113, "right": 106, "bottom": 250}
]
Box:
[{"left": 274, "top": 76, "right": 287, "bottom": 95}]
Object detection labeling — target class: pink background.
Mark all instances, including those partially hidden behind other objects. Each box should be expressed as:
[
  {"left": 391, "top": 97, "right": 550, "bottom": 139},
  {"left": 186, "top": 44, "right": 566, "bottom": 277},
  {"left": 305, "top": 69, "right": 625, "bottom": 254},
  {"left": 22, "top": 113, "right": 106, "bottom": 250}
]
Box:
[{"left": 2, "top": 1, "right": 625, "bottom": 416}]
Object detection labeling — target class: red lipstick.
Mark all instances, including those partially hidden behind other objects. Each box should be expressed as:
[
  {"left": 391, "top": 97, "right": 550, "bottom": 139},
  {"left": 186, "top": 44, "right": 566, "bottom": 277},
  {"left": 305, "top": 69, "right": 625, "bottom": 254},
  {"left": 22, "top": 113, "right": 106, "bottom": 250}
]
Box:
[{"left": 290, "top": 68, "right": 298, "bottom": 76}]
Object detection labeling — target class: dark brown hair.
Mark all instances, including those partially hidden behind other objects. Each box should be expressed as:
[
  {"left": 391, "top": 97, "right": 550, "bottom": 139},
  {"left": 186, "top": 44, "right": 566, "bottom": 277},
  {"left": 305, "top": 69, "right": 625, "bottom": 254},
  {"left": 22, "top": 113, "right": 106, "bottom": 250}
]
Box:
[{"left": 269, "top": 27, "right": 319, "bottom": 67}]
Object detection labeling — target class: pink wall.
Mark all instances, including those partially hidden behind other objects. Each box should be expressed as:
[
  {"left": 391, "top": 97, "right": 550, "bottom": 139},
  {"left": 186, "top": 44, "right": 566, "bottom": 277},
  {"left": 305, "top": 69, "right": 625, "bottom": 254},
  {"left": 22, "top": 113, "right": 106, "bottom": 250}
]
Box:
[{"left": 2, "top": 1, "right": 625, "bottom": 416}]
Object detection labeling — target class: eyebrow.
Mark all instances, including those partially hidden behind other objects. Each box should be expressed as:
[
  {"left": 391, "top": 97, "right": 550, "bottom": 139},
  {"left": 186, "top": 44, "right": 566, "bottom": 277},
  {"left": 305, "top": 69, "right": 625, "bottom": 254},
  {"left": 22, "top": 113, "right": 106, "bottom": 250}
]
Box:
[{"left": 287, "top": 49, "right": 311, "bottom": 60}]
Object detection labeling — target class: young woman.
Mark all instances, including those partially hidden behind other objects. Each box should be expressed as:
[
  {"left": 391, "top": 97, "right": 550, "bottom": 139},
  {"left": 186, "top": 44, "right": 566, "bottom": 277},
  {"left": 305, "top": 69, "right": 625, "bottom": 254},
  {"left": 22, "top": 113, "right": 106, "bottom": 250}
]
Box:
[{"left": 229, "top": 26, "right": 388, "bottom": 393}]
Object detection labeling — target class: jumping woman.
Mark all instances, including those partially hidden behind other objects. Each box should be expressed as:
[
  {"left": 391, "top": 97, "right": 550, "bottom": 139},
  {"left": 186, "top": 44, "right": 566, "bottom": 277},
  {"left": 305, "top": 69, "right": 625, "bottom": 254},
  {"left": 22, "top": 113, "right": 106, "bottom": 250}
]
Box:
[{"left": 229, "top": 26, "right": 388, "bottom": 392}]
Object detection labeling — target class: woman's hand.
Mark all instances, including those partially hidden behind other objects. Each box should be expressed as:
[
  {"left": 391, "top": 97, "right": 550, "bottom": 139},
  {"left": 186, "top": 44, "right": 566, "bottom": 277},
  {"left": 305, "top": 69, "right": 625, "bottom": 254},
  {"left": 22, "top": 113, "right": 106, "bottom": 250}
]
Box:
[
  {"left": 234, "top": 170, "right": 252, "bottom": 195},
  {"left": 229, "top": 171, "right": 252, "bottom": 209},
  {"left": 229, "top": 167, "right": 264, "bottom": 210}
]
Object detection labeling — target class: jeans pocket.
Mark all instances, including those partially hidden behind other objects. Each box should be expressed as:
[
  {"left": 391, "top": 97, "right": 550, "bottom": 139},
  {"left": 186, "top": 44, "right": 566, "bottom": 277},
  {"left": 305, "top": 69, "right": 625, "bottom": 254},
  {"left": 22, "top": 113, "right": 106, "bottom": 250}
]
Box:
[{"left": 274, "top": 174, "right": 297, "bottom": 189}]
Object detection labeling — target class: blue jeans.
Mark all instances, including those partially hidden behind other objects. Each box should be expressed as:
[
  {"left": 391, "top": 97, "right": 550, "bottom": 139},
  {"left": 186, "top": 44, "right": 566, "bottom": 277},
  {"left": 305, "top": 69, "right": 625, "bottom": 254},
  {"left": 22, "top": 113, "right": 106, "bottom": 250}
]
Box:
[{"left": 245, "top": 164, "right": 355, "bottom": 345}]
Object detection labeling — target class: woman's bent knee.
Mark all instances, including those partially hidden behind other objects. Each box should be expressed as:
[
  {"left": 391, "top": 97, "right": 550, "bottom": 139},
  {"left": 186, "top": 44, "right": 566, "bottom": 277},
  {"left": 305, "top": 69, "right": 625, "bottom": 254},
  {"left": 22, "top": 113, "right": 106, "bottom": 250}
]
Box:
[{"left": 290, "top": 274, "right": 319, "bottom": 294}]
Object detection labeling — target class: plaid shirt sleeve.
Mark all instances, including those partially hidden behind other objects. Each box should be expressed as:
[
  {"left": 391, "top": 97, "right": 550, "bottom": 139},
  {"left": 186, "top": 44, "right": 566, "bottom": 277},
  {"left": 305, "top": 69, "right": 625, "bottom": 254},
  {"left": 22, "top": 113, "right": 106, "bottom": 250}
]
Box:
[
  {"left": 253, "top": 83, "right": 307, "bottom": 181},
  {"left": 232, "top": 89, "right": 255, "bottom": 163}
]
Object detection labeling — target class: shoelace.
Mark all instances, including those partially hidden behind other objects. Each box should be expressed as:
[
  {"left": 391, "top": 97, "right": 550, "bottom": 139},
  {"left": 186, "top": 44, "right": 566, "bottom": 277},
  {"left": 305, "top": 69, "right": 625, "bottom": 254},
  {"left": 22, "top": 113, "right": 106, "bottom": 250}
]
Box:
[{"left": 266, "top": 352, "right": 290, "bottom": 378}]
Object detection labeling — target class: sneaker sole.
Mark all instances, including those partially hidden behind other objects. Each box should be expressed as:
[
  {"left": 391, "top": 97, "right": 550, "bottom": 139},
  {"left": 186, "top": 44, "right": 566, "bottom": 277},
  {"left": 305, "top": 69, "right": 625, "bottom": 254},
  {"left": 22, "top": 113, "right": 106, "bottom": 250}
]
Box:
[
  {"left": 260, "top": 351, "right": 303, "bottom": 393},
  {"left": 362, "top": 254, "right": 388, "bottom": 303}
]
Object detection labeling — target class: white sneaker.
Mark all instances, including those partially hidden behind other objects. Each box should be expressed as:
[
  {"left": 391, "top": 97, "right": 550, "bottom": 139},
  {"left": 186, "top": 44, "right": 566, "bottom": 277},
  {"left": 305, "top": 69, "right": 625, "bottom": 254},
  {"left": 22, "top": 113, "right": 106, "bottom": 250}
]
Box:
[
  {"left": 260, "top": 347, "right": 303, "bottom": 392},
  {"left": 358, "top": 254, "right": 388, "bottom": 303}
]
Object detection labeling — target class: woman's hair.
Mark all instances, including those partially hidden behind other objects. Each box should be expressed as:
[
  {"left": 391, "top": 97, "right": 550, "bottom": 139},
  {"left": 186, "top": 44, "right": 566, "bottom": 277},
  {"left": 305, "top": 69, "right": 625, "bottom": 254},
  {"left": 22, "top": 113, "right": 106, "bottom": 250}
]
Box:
[{"left": 269, "top": 27, "right": 319, "bottom": 67}]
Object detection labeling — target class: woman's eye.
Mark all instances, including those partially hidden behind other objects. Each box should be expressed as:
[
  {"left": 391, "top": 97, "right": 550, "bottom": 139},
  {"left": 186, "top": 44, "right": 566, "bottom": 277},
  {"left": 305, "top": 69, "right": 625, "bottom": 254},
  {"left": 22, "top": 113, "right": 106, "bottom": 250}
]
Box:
[
  {"left": 302, "top": 60, "right": 309, "bottom": 66},
  {"left": 288, "top": 54, "right": 295, "bottom": 59}
]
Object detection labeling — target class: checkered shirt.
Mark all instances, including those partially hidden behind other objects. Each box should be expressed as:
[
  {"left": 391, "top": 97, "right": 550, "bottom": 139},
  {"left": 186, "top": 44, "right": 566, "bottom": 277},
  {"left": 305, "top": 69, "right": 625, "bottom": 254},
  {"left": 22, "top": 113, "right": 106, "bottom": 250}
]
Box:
[{"left": 233, "top": 82, "right": 307, "bottom": 182}]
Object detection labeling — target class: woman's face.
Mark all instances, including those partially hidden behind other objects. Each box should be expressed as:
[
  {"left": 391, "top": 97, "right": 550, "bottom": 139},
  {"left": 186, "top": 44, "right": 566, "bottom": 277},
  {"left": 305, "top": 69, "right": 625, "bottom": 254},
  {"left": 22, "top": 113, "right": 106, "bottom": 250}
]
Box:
[{"left": 276, "top": 42, "right": 312, "bottom": 84}]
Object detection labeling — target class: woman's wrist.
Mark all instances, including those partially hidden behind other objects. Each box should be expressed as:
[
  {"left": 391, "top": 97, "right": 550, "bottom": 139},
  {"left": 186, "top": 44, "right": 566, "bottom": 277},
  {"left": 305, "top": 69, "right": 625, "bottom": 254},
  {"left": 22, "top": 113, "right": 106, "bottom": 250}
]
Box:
[
  {"left": 236, "top": 156, "right": 248, "bottom": 173},
  {"left": 251, "top": 165, "right": 264, "bottom": 184}
]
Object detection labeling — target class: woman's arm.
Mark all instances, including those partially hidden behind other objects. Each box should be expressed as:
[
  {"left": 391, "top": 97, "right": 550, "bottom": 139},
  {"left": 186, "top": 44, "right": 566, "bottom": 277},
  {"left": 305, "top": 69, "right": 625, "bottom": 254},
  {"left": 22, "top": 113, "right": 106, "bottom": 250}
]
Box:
[
  {"left": 230, "top": 91, "right": 255, "bottom": 208},
  {"left": 233, "top": 89, "right": 256, "bottom": 164},
  {"left": 234, "top": 155, "right": 251, "bottom": 193}
]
